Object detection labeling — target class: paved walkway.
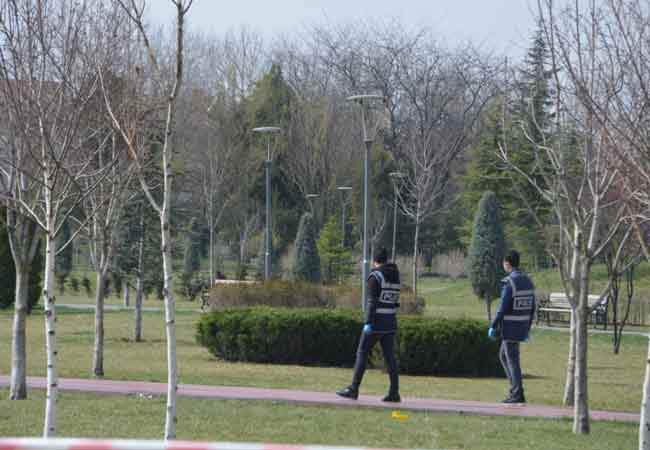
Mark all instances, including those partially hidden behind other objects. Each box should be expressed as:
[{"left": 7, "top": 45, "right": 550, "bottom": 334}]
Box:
[{"left": 0, "top": 376, "right": 638, "bottom": 424}]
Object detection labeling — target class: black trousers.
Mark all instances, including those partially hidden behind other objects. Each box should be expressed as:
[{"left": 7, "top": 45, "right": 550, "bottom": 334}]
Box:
[
  {"left": 499, "top": 340, "right": 524, "bottom": 398},
  {"left": 351, "top": 332, "right": 399, "bottom": 394}
]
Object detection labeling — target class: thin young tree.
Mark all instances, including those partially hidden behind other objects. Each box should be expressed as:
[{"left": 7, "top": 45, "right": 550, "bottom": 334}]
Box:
[
  {"left": 102, "top": 0, "right": 194, "bottom": 439},
  {"left": 82, "top": 130, "right": 135, "bottom": 377},
  {"left": 393, "top": 43, "right": 493, "bottom": 297}
]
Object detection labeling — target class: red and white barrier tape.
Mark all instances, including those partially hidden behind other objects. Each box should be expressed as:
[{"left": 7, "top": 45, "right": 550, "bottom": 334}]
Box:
[{"left": 0, "top": 439, "right": 408, "bottom": 450}]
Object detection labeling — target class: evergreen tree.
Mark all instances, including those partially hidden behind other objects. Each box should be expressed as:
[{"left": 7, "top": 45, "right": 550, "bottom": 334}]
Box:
[
  {"left": 0, "top": 214, "right": 14, "bottom": 309},
  {"left": 0, "top": 212, "right": 43, "bottom": 312},
  {"left": 466, "top": 191, "right": 506, "bottom": 322},
  {"left": 460, "top": 24, "right": 553, "bottom": 269},
  {"left": 247, "top": 64, "right": 302, "bottom": 253},
  {"left": 292, "top": 213, "right": 321, "bottom": 282},
  {"left": 317, "top": 216, "right": 352, "bottom": 284},
  {"left": 55, "top": 220, "right": 73, "bottom": 294}
]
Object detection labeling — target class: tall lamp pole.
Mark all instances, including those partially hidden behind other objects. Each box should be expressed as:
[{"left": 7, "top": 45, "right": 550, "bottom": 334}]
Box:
[
  {"left": 252, "top": 126, "right": 282, "bottom": 281},
  {"left": 347, "top": 94, "right": 386, "bottom": 312},
  {"left": 306, "top": 193, "right": 319, "bottom": 215},
  {"left": 337, "top": 186, "right": 352, "bottom": 247},
  {"left": 389, "top": 172, "right": 404, "bottom": 262}
]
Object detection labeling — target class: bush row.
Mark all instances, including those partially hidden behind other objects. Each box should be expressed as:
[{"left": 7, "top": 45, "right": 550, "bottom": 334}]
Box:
[
  {"left": 196, "top": 307, "right": 503, "bottom": 377},
  {"left": 205, "top": 280, "right": 425, "bottom": 315}
]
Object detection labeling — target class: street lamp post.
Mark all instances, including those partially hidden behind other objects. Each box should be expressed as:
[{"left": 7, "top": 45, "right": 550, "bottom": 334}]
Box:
[
  {"left": 306, "top": 193, "right": 319, "bottom": 215},
  {"left": 252, "top": 126, "right": 282, "bottom": 281},
  {"left": 389, "top": 172, "right": 404, "bottom": 262},
  {"left": 337, "top": 186, "right": 352, "bottom": 247},
  {"left": 347, "top": 94, "right": 387, "bottom": 313}
]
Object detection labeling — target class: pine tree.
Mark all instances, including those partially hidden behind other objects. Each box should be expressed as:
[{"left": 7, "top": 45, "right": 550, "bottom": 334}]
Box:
[
  {"left": 292, "top": 213, "right": 321, "bottom": 282},
  {"left": 466, "top": 191, "right": 506, "bottom": 322},
  {"left": 317, "top": 216, "right": 352, "bottom": 284},
  {"left": 460, "top": 24, "right": 553, "bottom": 269},
  {"left": 0, "top": 212, "right": 43, "bottom": 312}
]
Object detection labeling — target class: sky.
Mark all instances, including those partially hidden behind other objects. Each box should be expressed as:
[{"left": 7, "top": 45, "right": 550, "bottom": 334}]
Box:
[{"left": 146, "top": 0, "right": 538, "bottom": 59}]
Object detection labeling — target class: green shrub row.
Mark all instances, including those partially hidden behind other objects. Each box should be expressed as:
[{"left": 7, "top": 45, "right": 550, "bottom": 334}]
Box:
[
  {"left": 196, "top": 307, "right": 503, "bottom": 377},
  {"left": 206, "top": 280, "right": 424, "bottom": 315}
]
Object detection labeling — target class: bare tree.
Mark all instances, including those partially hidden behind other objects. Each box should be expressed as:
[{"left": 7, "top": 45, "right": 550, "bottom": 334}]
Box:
[
  {"left": 498, "top": 0, "right": 635, "bottom": 434},
  {"left": 575, "top": 1, "right": 650, "bottom": 446},
  {"left": 0, "top": 0, "right": 119, "bottom": 435},
  {"left": 392, "top": 43, "right": 493, "bottom": 297},
  {"left": 81, "top": 130, "right": 134, "bottom": 377},
  {"left": 102, "top": 0, "right": 193, "bottom": 439}
]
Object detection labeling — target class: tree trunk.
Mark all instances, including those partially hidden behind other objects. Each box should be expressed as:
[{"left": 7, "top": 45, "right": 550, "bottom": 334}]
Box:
[
  {"left": 123, "top": 283, "right": 130, "bottom": 308},
  {"left": 161, "top": 213, "right": 177, "bottom": 439},
  {"left": 563, "top": 311, "right": 576, "bottom": 406},
  {"left": 42, "top": 228, "right": 58, "bottom": 437},
  {"left": 10, "top": 267, "right": 30, "bottom": 400},
  {"left": 573, "top": 264, "right": 590, "bottom": 434},
  {"left": 209, "top": 218, "right": 214, "bottom": 287},
  {"left": 640, "top": 334, "right": 650, "bottom": 450},
  {"left": 485, "top": 295, "right": 492, "bottom": 322},
  {"left": 412, "top": 221, "right": 419, "bottom": 298},
  {"left": 134, "top": 276, "right": 143, "bottom": 342},
  {"left": 134, "top": 206, "right": 145, "bottom": 342},
  {"left": 92, "top": 271, "right": 106, "bottom": 377}
]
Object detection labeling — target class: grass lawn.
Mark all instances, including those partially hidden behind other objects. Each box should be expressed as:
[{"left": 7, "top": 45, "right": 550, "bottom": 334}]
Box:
[
  {"left": 0, "top": 306, "right": 645, "bottom": 413},
  {"left": 0, "top": 389, "right": 637, "bottom": 450},
  {"left": 0, "top": 269, "right": 644, "bottom": 447}
]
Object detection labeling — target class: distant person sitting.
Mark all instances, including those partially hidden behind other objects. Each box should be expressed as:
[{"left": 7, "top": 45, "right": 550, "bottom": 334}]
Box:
[{"left": 336, "top": 247, "right": 401, "bottom": 402}]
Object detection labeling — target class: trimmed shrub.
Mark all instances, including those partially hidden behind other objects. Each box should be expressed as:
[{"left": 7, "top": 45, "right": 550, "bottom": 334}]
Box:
[
  {"left": 207, "top": 281, "right": 335, "bottom": 309},
  {"left": 196, "top": 307, "right": 503, "bottom": 377},
  {"left": 397, "top": 317, "right": 501, "bottom": 376},
  {"left": 332, "top": 285, "right": 425, "bottom": 315},
  {"left": 196, "top": 307, "right": 360, "bottom": 366}
]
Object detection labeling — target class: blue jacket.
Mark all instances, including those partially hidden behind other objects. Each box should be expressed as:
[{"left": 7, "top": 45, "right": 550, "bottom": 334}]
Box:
[{"left": 491, "top": 269, "right": 536, "bottom": 342}]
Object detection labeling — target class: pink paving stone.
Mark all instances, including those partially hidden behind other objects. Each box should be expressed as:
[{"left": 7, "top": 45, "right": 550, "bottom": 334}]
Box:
[{"left": 0, "top": 376, "right": 638, "bottom": 423}]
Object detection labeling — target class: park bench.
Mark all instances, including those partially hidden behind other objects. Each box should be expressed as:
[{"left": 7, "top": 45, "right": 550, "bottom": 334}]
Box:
[{"left": 536, "top": 292, "right": 608, "bottom": 329}]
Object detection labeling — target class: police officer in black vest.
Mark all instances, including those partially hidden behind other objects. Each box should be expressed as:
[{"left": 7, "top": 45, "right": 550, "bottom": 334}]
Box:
[
  {"left": 336, "top": 247, "right": 401, "bottom": 402},
  {"left": 488, "top": 250, "right": 536, "bottom": 404}
]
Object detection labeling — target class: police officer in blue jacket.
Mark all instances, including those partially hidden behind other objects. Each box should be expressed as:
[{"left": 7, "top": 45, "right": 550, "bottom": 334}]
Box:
[
  {"left": 488, "top": 250, "right": 535, "bottom": 404},
  {"left": 336, "top": 247, "right": 401, "bottom": 402}
]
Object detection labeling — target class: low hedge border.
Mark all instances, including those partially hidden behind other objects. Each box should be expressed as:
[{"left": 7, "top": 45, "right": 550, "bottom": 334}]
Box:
[{"left": 196, "top": 307, "right": 503, "bottom": 377}]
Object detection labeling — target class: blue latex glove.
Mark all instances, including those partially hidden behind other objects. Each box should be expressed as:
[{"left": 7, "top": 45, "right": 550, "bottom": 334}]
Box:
[
  {"left": 488, "top": 327, "right": 496, "bottom": 340},
  {"left": 363, "top": 324, "right": 373, "bottom": 334}
]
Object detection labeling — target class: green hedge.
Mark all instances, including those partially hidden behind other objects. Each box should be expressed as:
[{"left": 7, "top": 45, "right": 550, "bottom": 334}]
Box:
[{"left": 196, "top": 308, "right": 503, "bottom": 377}]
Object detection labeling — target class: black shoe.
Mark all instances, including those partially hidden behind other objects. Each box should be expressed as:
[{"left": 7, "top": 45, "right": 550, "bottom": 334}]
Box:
[
  {"left": 336, "top": 386, "right": 358, "bottom": 400},
  {"left": 502, "top": 395, "right": 526, "bottom": 404},
  {"left": 382, "top": 393, "right": 401, "bottom": 402}
]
